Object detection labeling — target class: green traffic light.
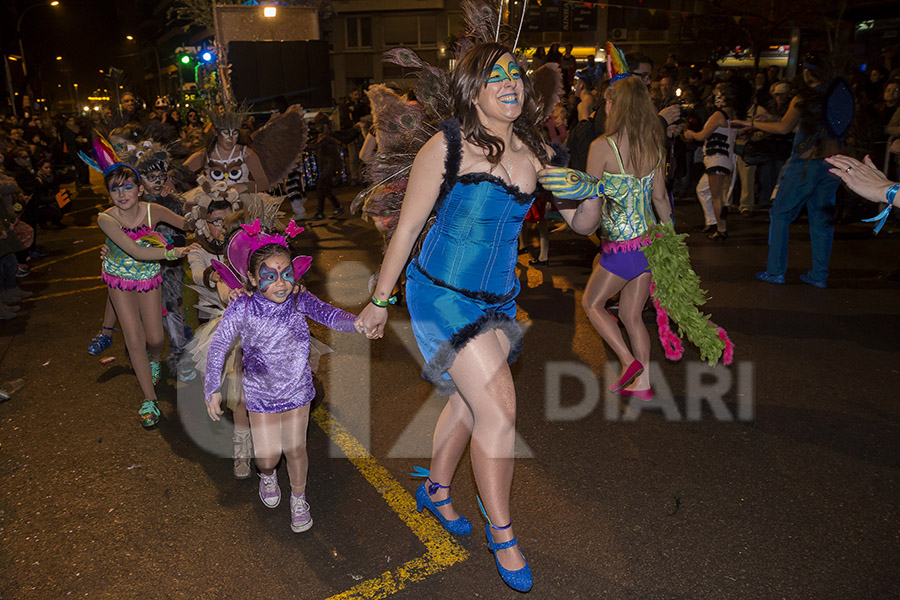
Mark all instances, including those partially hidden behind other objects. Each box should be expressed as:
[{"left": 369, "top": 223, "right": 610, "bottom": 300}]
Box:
[{"left": 180, "top": 55, "right": 191, "bottom": 64}]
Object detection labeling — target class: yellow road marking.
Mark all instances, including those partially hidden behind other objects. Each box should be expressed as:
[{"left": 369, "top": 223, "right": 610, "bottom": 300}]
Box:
[
  {"left": 312, "top": 405, "right": 469, "bottom": 600},
  {"left": 31, "top": 244, "right": 104, "bottom": 271},
  {"left": 20, "top": 285, "right": 107, "bottom": 301}
]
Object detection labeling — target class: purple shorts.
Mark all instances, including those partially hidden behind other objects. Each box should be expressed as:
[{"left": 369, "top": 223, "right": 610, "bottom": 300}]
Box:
[{"left": 599, "top": 247, "right": 650, "bottom": 280}]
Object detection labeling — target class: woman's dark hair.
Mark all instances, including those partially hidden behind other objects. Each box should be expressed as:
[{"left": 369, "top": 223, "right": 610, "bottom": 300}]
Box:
[
  {"left": 104, "top": 164, "right": 140, "bottom": 190},
  {"left": 715, "top": 83, "right": 737, "bottom": 107},
  {"left": 795, "top": 53, "right": 836, "bottom": 139},
  {"left": 246, "top": 243, "right": 291, "bottom": 292},
  {"left": 451, "top": 42, "right": 549, "bottom": 166}
]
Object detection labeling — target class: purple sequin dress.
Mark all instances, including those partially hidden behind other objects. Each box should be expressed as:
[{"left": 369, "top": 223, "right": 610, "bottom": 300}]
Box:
[{"left": 204, "top": 291, "right": 356, "bottom": 413}]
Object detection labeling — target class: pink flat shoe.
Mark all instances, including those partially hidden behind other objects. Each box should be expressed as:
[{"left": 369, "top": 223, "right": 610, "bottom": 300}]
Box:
[
  {"left": 609, "top": 360, "right": 643, "bottom": 392},
  {"left": 615, "top": 388, "right": 654, "bottom": 402}
]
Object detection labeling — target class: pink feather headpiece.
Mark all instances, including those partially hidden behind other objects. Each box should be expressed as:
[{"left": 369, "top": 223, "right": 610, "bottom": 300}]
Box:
[{"left": 210, "top": 218, "right": 311, "bottom": 290}]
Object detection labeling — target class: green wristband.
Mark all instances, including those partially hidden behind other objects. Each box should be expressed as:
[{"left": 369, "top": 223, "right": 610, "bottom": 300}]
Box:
[
  {"left": 370, "top": 295, "right": 396, "bottom": 308},
  {"left": 164, "top": 248, "right": 177, "bottom": 261}
]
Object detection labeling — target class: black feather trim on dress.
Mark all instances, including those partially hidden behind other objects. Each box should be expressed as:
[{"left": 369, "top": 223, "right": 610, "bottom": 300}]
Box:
[
  {"left": 422, "top": 309, "right": 524, "bottom": 395},
  {"left": 549, "top": 143, "right": 570, "bottom": 167}
]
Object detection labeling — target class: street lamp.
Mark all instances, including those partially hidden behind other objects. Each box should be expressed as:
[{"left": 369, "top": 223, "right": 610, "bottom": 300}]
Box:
[
  {"left": 16, "top": 0, "right": 62, "bottom": 77},
  {"left": 126, "top": 35, "right": 134, "bottom": 41}
]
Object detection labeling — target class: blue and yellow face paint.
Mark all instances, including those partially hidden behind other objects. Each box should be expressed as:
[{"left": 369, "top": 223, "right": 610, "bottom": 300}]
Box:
[{"left": 486, "top": 60, "right": 522, "bottom": 85}]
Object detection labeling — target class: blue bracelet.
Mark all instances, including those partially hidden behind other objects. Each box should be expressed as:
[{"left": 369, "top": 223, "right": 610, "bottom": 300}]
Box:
[
  {"left": 887, "top": 184, "right": 900, "bottom": 206},
  {"left": 862, "top": 185, "right": 898, "bottom": 234}
]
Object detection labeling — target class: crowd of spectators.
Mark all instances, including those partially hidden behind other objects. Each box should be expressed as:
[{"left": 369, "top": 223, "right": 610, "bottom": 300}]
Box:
[{"left": 530, "top": 47, "right": 900, "bottom": 239}]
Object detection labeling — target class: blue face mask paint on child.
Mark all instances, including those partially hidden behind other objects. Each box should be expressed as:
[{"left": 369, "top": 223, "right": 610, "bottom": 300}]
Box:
[{"left": 254, "top": 254, "right": 294, "bottom": 303}]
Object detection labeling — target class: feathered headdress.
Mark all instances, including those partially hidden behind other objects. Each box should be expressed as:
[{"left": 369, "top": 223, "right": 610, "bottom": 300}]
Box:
[
  {"left": 78, "top": 135, "right": 141, "bottom": 180},
  {"left": 210, "top": 218, "right": 311, "bottom": 290},
  {"left": 206, "top": 103, "right": 250, "bottom": 132},
  {"left": 606, "top": 41, "right": 630, "bottom": 83},
  {"left": 120, "top": 139, "right": 170, "bottom": 175},
  {"left": 457, "top": 0, "right": 529, "bottom": 59}
]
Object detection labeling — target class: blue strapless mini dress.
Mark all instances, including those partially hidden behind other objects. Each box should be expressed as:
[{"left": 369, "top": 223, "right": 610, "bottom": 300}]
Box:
[{"left": 405, "top": 119, "right": 537, "bottom": 394}]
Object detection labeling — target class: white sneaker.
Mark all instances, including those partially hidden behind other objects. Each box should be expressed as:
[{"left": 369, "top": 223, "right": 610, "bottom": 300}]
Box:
[
  {"left": 258, "top": 471, "right": 281, "bottom": 508},
  {"left": 290, "top": 493, "right": 313, "bottom": 533}
]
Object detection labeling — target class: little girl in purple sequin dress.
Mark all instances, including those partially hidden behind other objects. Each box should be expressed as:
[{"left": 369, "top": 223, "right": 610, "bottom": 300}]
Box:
[{"left": 204, "top": 220, "right": 359, "bottom": 532}]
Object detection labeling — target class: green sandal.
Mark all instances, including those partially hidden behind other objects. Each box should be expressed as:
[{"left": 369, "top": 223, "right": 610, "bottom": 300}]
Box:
[
  {"left": 139, "top": 399, "right": 160, "bottom": 428},
  {"left": 150, "top": 361, "right": 161, "bottom": 386}
]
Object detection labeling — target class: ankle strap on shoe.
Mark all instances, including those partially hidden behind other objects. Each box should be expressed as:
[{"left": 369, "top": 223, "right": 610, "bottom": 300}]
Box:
[
  {"left": 410, "top": 466, "right": 451, "bottom": 496},
  {"left": 489, "top": 520, "right": 512, "bottom": 531},
  {"left": 102, "top": 326, "right": 118, "bottom": 332},
  {"left": 487, "top": 534, "right": 518, "bottom": 551},
  {"left": 425, "top": 477, "right": 450, "bottom": 496}
]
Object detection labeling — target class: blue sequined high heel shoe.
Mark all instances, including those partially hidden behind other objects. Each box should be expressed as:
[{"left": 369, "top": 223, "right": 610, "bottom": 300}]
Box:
[
  {"left": 478, "top": 496, "right": 533, "bottom": 593},
  {"left": 410, "top": 466, "right": 472, "bottom": 535}
]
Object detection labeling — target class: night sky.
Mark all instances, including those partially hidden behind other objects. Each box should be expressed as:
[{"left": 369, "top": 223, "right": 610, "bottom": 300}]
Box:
[{"left": 3, "top": 0, "right": 137, "bottom": 104}]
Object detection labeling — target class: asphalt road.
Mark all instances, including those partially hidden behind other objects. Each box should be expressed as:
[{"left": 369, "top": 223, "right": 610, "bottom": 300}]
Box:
[{"left": 1, "top": 176, "right": 898, "bottom": 600}]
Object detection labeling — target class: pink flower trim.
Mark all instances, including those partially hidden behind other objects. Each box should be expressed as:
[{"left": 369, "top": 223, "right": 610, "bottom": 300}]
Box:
[
  {"left": 102, "top": 272, "right": 162, "bottom": 292},
  {"left": 601, "top": 234, "right": 656, "bottom": 254},
  {"left": 717, "top": 327, "right": 734, "bottom": 366},
  {"left": 650, "top": 282, "right": 684, "bottom": 361}
]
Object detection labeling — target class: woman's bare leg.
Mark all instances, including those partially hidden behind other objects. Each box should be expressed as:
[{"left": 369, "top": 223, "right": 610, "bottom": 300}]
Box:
[
  {"left": 427, "top": 392, "right": 474, "bottom": 521},
  {"left": 582, "top": 263, "right": 632, "bottom": 375},
  {"left": 447, "top": 328, "right": 525, "bottom": 571},
  {"left": 617, "top": 272, "right": 652, "bottom": 390}
]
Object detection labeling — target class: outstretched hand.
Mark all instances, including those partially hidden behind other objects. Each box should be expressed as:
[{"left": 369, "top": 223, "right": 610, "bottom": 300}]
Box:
[
  {"left": 355, "top": 303, "right": 387, "bottom": 340},
  {"left": 537, "top": 167, "right": 604, "bottom": 201},
  {"left": 825, "top": 154, "right": 895, "bottom": 205}
]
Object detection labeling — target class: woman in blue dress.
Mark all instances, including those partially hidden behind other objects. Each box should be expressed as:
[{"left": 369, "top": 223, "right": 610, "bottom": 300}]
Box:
[{"left": 355, "top": 42, "right": 600, "bottom": 592}]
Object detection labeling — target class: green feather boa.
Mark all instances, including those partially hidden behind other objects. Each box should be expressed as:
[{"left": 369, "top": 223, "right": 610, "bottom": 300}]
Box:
[{"left": 641, "top": 222, "right": 730, "bottom": 365}]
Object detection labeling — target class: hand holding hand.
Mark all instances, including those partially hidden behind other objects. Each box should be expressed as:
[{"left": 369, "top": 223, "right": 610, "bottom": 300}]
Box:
[
  {"left": 354, "top": 303, "right": 387, "bottom": 340},
  {"left": 206, "top": 392, "right": 224, "bottom": 421}
]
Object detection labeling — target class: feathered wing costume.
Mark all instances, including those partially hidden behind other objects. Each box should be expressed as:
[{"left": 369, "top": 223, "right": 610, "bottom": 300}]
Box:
[
  {"left": 200, "top": 103, "right": 309, "bottom": 194},
  {"left": 539, "top": 42, "right": 733, "bottom": 366},
  {"left": 351, "top": 0, "right": 563, "bottom": 264}
]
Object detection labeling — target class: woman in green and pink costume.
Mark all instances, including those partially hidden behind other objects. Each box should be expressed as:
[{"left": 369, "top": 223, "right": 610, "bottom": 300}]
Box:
[{"left": 540, "top": 43, "right": 733, "bottom": 401}]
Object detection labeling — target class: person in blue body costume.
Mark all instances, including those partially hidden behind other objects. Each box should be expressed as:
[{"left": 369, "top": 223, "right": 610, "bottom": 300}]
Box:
[{"left": 355, "top": 42, "right": 600, "bottom": 593}]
